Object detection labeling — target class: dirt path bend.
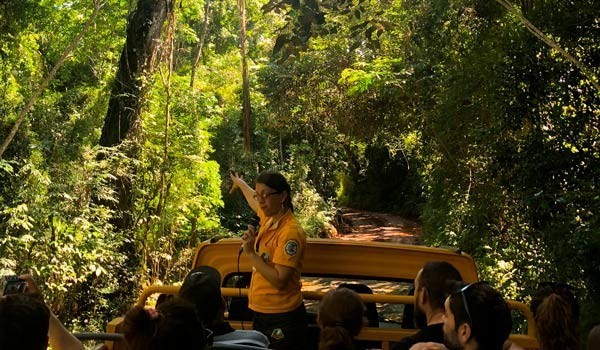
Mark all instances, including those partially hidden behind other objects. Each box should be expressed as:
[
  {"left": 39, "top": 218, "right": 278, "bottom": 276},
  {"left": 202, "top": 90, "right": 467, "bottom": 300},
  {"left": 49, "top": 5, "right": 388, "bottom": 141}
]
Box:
[{"left": 334, "top": 207, "right": 422, "bottom": 245}]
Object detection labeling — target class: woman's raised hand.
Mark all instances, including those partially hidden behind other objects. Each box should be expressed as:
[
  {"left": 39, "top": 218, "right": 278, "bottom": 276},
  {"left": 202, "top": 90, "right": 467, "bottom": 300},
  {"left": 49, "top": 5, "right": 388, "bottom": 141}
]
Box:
[{"left": 229, "top": 172, "right": 244, "bottom": 194}]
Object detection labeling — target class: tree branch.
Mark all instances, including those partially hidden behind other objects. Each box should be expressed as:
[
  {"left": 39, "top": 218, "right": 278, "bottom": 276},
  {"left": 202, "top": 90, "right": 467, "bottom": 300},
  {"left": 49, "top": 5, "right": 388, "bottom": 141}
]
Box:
[{"left": 0, "top": 1, "right": 106, "bottom": 158}]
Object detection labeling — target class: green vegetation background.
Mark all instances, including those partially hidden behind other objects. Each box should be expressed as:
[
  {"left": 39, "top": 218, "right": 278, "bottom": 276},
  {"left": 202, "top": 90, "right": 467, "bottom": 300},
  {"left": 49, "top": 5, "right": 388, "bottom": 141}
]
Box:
[{"left": 1, "top": 0, "right": 598, "bottom": 343}]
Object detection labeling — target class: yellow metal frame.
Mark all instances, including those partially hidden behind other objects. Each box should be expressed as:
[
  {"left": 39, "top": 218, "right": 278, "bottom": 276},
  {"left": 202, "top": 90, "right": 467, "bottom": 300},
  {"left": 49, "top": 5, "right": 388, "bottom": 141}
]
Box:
[
  {"left": 192, "top": 238, "right": 480, "bottom": 282},
  {"left": 104, "top": 238, "right": 539, "bottom": 350},
  {"left": 127, "top": 285, "right": 538, "bottom": 350}
]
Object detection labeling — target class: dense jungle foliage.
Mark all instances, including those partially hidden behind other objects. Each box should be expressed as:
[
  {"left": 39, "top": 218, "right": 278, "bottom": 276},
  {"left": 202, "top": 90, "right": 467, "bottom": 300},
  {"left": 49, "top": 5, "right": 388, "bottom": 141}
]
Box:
[{"left": 1, "top": 0, "right": 599, "bottom": 344}]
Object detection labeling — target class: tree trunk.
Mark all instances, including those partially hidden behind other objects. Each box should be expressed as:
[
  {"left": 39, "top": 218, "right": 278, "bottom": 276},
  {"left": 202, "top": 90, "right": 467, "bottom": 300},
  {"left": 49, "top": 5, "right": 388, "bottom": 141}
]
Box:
[
  {"left": 100, "top": 0, "right": 173, "bottom": 147},
  {"left": 238, "top": 0, "right": 252, "bottom": 152},
  {"left": 98, "top": 0, "right": 173, "bottom": 231},
  {"left": 190, "top": 1, "right": 211, "bottom": 88}
]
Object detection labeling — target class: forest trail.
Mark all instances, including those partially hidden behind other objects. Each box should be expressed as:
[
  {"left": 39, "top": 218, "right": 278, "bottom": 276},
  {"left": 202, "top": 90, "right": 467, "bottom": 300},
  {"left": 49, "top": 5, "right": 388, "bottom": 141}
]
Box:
[
  {"left": 334, "top": 208, "right": 422, "bottom": 244},
  {"left": 303, "top": 207, "right": 421, "bottom": 322}
]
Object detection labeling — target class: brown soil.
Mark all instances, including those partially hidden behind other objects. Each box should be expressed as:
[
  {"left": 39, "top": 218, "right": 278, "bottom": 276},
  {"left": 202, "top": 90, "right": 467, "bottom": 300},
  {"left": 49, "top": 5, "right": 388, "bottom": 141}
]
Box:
[
  {"left": 334, "top": 208, "right": 422, "bottom": 245},
  {"left": 308, "top": 208, "right": 422, "bottom": 322}
]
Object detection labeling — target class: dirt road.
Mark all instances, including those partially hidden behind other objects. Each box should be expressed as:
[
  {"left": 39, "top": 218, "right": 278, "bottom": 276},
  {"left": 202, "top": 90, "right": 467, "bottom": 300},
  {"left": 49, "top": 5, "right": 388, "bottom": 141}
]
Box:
[{"left": 334, "top": 208, "right": 422, "bottom": 245}]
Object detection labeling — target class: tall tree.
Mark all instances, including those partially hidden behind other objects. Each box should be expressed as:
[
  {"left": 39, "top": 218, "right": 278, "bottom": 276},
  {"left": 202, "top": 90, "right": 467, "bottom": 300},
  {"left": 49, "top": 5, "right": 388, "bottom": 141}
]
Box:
[
  {"left": 238, "top": 0, "right": 252, "bottom": 151},
  {"left": 190, "top": 1, "right": 211, "bottom": 88},
  {"left": 98, "top": 0, "right": 174, "bottom": 230},
  {"left": 100, "top": 0, "right": 173, "bottom": 147}
]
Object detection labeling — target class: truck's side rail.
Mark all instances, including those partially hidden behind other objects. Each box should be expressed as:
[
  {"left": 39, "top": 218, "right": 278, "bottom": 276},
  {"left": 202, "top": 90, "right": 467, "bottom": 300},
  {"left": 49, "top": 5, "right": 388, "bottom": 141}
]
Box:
[{"left": 117, "top": 285, "right": 539, "bottom": 350}]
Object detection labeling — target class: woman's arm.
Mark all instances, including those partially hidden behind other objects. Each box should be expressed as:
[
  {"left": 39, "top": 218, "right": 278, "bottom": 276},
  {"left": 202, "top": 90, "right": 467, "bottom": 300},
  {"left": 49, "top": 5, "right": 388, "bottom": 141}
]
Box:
[
  {"left": 249, "top": 254, "right": 295, "bottom": 291},
  {"left": 241, "top": 226, "right": 295, "bottom": 290},
  {"left": 230, "top": 172, "right": 259, "bottom": 214}
]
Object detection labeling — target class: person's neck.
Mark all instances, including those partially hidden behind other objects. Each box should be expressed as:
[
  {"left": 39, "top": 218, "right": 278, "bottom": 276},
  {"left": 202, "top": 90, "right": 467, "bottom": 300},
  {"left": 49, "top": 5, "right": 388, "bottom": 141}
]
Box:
[
  {"left": 427, "top": 310, "right": 445, "bottom": 325},
  {"left": 463, "top": 339, "right": 479, "bottom": 350},
  {"left": 270, "top": 207, "right": 288, "bottom": 224}
]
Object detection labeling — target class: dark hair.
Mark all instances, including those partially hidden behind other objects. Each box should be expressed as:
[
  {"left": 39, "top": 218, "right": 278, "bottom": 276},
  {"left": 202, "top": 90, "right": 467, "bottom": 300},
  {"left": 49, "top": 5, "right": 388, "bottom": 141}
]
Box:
[
  {"left": 531, "top": 283, "right": 580, "bottom": 350},
  {"left": 530, "top": 282, "right": 579, "bottom": 319},
  {"left": 318, "top": 288, "right": 364, "bottom": 350},
  {"left": 588, "top": 324, "right": 600, "bottom": 350},
  {"left": 0, "top": 293, "right": 50, "bottom": 350},
  {"left": 419, "top": 261, "right": 463, "bottom": 311},
  {"left": 448, "top": 282, "right": 512, "bottom": 350},
  {"left": 255, "top": 170, "right": 293, "bottom": 212},
  {"left": 123, "top": 297, "right": 207, "bottom": 350},
  {"left": 178, "top": 266, "right": 224, "bottom": 327}
]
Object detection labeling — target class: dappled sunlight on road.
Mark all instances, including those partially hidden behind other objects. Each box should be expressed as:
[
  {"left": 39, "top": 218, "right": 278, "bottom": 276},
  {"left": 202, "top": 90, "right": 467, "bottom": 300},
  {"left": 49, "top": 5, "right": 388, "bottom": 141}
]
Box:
[{"left": 333, "top": 208, "right": 422, "bottom": 244}]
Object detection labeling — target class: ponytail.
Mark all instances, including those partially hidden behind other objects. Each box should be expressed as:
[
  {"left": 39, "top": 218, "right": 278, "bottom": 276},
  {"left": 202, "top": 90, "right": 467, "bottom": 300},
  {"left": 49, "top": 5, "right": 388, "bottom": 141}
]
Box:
[
  {"left": 317, "top": 288, "right": 364, "bottom": 350},
  {"left": 319, "top": 324, "right": 354, "bottom": 350}
]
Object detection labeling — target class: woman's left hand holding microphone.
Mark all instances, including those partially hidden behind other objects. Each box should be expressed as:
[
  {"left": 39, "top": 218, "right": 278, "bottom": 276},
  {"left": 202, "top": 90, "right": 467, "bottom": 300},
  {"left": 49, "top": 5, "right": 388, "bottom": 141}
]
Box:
[{"left": 241, "top": 224, "right": 257, "bottom": 256}]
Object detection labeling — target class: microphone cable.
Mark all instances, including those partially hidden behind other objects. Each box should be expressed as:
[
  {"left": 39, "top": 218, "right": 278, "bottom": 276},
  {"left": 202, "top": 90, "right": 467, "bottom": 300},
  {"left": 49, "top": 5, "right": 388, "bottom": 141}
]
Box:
[
  {"left": 237, "top": 246, "right": 244, "bottom": 330},
  {"left": 237, "top": 216, "right": 260, "bottom": 331}
]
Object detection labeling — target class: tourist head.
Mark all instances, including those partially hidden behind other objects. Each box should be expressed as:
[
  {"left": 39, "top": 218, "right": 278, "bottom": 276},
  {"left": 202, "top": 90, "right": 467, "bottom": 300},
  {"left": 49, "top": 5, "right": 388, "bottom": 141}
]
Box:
[
  {"left": 178, "top": 266, "right": 224, "bottom": 326},
  {"left": 123, "top": 297, "right": 207, "bottom": 350},
  {"left": 530, "top": 282, "right": 579, "bottom": 350},
  {"left": 255, "top": 170, "right": 293, "bottom": 214},
  {"left": 587, "top": 324, "right": 600, "bottom": 350},
  {"left": 318, "top": 288, "right": 365, "bottom": 350},
  {"left": 443, "top": 282, "right": 511, "bottom": 350},
  {"left": 0, "top": 293, "right": 50, "bottom": 350},
  {"left": 414, "top": 261, "right": 463, "bottom": 325}
]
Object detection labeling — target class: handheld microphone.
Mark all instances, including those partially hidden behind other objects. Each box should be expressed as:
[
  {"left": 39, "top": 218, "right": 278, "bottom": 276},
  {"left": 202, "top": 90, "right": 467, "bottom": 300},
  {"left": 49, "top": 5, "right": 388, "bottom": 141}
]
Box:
[{"left": 239, "top": 217, "right": 260, "bottom": 255}]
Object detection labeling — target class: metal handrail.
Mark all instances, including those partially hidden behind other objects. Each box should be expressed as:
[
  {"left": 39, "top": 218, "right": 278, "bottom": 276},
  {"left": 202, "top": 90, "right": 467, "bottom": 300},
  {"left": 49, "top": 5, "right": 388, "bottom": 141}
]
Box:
[
  {"left": 134, "top": 285, "right": 536, "bottom": 338},
  {"left": 74, "top": 332, "right": 124, "bottom": 341}
]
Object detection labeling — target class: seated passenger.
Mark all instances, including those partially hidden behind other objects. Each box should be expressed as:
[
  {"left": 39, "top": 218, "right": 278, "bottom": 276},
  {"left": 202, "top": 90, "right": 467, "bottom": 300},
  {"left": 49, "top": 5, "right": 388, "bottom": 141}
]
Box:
[
  {"left": 123, "top": 297, "right": 208, "bottom": 350},
  {"left": 530, "top": 282, "right": 579, "bottom": 350},
  {"left": 392, "top": 261, "right": 462, "bottom": 350},
  {"left": 0, "top": 293, "right": 49, "bottom": 350},
  {"left": 317, "top": 288, "right": 365, "bottom": 350},
  {"left": 0, "top": 274, "right": 84, "bottom": 350},
  {"left": 178, "top": 266, "right": 269, "bottom": 347},
  {"left": 410, "top": 281, "right": 512, "bottom": 350}
]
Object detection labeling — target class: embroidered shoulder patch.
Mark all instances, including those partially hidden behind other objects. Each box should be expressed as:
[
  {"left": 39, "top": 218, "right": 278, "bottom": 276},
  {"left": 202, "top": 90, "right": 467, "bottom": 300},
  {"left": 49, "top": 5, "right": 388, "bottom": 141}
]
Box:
[{"left": 284, "top": 240, "right": 299, "bottom": 256}]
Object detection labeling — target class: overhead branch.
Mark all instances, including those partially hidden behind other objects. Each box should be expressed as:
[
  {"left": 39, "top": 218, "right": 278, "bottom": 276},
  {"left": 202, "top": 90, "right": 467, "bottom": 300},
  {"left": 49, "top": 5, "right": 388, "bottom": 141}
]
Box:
[
  {"left": 496, "top": 0, "right": 600, "bottom": 93},
  {"left": 0, "top": 1, "right": 106, "bottom": 159}
]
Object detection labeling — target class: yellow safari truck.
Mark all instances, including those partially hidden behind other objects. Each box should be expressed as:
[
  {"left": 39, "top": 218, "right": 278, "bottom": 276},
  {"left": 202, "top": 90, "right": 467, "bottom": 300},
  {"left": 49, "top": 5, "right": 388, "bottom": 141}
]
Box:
[{"left": 101, "top": 238, "right": 539, "bottom": 350}]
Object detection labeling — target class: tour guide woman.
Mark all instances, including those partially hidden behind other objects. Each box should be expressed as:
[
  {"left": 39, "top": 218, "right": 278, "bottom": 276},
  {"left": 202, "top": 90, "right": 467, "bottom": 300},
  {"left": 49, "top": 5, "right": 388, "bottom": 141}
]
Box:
[{"left": 230, "top": 170, "right": 307, "bottom": 350}]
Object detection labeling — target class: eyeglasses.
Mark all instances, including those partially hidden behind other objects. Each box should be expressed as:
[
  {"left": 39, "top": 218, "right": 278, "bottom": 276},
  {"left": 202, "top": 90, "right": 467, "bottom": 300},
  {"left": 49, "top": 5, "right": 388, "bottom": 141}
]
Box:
[
  {"left": 455, "top": 281, "right": 489, "bottom": 328},
  {"left": 253, "top": 191, "right": 281, "bottom": 202}
]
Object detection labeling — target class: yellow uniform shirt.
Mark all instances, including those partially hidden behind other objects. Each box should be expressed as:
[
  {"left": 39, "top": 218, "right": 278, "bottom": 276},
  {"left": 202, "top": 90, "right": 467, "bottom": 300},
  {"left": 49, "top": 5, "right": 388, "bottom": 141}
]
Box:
[{"left": 248, "top": 209, "right": 306, "bottom": 313}]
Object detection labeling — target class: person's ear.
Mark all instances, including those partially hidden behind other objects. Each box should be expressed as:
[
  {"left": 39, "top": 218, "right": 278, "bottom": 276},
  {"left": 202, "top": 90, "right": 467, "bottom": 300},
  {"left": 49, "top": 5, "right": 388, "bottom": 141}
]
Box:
[
  {"left": 421, "top": 288, "right": 429, "bottom": 305},
  {"left": 457, "top": 322, "right": 471, "bottom": 344},
  {"left": 280, "top": 191, "right": 289, "bottom": 205}
]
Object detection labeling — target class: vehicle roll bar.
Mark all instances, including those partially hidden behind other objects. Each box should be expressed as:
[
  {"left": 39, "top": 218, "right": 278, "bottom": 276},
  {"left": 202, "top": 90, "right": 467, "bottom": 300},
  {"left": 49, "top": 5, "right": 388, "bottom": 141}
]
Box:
[{"left": 131, "top": 285, "right": 538, "bottom": 350}]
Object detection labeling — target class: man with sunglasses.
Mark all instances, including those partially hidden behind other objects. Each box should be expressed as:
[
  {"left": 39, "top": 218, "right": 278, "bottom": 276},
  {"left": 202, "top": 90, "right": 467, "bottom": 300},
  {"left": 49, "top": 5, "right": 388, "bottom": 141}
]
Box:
[
  {"left": 443, "top": 282, "right": 512, "bottom": 350},
  {"left": 410, "top": 282, "right": 512, "bottom": 350}
]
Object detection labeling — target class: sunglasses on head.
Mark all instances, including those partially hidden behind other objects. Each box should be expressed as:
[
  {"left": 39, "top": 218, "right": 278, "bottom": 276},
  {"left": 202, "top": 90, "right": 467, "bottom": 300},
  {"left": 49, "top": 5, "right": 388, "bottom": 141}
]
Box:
[{"left": 454, "top": 281, "right": 489, "bottom": 327}]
